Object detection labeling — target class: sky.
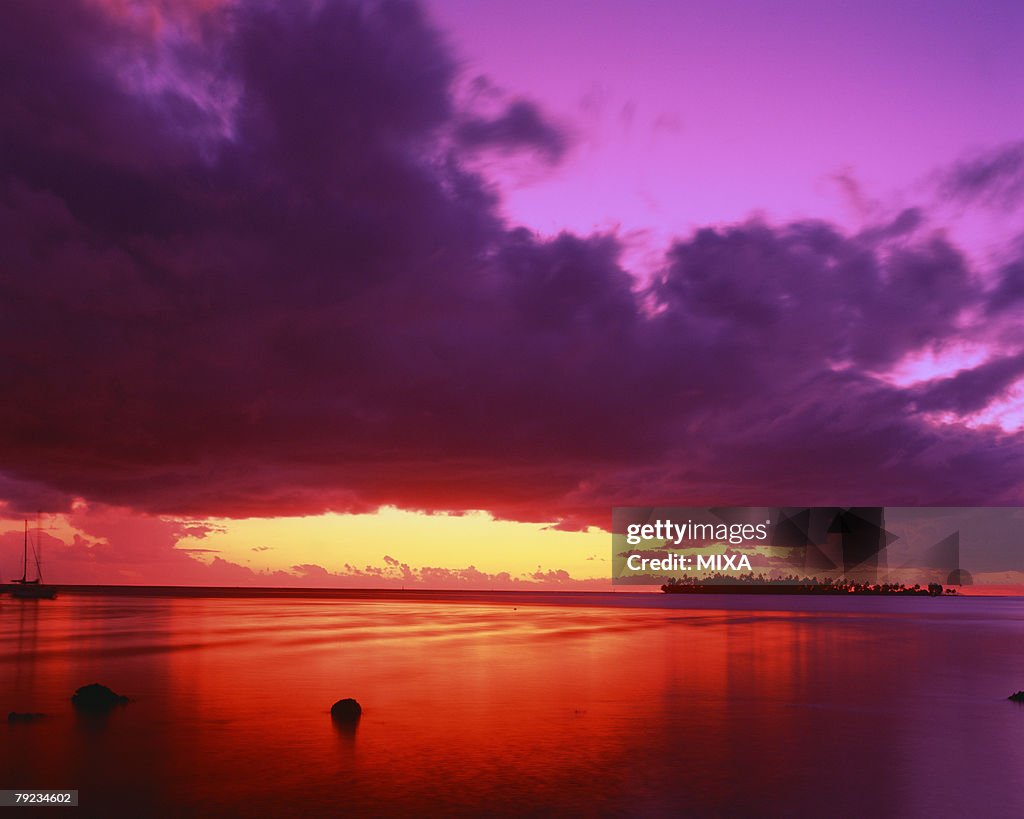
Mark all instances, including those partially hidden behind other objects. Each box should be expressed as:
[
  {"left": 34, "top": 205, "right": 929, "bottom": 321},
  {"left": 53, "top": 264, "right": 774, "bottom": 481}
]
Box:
[{"left": 1, "top": 0, "right": 1024, "bottom": 589}]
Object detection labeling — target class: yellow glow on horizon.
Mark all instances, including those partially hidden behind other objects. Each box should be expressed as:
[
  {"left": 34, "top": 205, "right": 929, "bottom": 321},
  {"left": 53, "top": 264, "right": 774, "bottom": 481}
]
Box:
[{"left": 174, "top": 507, "right": 609, "bottom": 580}]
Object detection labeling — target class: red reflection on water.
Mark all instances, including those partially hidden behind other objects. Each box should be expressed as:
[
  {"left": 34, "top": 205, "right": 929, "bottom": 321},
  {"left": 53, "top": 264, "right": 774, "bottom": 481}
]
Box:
[{"left": 3, "top": 593, "right": 1024, "bottom": 816}]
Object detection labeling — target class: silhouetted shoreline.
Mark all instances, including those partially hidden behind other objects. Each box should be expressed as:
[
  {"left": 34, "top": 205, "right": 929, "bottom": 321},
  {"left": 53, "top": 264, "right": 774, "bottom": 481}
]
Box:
[{"left": 661, "top": 574, "right": 955, "bottom": 596}]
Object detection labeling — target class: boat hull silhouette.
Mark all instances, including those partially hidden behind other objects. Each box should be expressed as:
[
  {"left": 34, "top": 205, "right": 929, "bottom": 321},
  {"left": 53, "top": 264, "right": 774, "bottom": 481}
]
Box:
[{"left": 10, "top": 581, "right": 58, "bottom": 600}]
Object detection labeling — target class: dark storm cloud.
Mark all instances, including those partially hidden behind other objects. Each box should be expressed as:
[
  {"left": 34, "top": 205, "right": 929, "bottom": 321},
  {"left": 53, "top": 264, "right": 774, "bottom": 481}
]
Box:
[{"left": 1, "top": 0, "right": 1023, "bottom": 529}]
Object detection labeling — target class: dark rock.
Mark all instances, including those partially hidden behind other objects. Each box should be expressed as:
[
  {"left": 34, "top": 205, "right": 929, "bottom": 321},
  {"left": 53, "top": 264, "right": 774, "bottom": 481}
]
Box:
[
  {"left": 71, "top": 683, "right": 129, "bottom": 712},
  {"left": 8, "top": 712, "right": 45, "bottom": 723},
  {"left": 330, "top": 698, "right": 362, "bottom": 722},
  {"left": 1009, "top": 691, "right": 1024, "bottom": 702}
]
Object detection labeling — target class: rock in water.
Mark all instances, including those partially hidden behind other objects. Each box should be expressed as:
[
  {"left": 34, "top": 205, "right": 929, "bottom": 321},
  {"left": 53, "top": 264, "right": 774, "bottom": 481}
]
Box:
[
  {"left": 1009, "top": 691, "right": 1024, "bottom": 702},
  {"left": 331, "top": 698, "right": 362, "bottom": 722},
  {"left": 71, "top": 683, "right": 129, "bottom": 712},
  {"left": 8, "top": 712, "right": 46, "bottom": 723}
]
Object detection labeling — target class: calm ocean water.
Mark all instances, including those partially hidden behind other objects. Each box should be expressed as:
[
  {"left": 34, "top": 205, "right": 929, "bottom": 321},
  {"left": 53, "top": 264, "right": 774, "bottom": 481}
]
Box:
[{"left": 3, "top": 590, "right": 1024, "bottom": 817}]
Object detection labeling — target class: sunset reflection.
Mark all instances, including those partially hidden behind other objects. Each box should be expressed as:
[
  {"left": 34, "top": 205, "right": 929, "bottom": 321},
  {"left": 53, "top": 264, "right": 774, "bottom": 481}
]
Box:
[{"left": 4, "top": 594, "right": 1024, "bottom": 816}]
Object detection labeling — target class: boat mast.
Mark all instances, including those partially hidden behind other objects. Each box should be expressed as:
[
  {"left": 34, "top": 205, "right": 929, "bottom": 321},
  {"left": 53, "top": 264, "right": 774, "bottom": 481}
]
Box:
[
  {"left": 34, "top": 511, "right": 43, "bottom": 583},
  {"left": 21, "top": 519, "right": 28, "bottom": 583}
]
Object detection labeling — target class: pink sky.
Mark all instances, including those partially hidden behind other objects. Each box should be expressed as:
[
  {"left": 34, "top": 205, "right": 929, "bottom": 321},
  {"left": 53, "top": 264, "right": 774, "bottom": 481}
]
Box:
[{"left": 430, "top": 0, "right": 1024, "bottom": 258}]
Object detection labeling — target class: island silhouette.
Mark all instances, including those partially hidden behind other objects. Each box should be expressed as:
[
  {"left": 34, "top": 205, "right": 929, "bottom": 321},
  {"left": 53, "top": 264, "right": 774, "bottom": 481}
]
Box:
[{"left": 661, "top": 573, "right": 955, "bottom": 595}]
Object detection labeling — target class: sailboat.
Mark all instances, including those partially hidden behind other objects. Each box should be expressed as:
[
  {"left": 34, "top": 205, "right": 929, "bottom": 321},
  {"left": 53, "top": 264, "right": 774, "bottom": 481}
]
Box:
[{"left": 10, "top": 517, "right": 57, "bottom": 599}]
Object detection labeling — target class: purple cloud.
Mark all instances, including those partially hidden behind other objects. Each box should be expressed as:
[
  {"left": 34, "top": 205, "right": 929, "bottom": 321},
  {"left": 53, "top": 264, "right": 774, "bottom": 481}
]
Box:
[
  {"left": 0, "top": 0, "right": 1023, "bottom": 536},
  {"left": 941, "top": 140, "right": 1024, "bottom": 207},
  {"left": 913, "top": 352, "right": 1024, "bottom": 414},
  {"left": 455, "top": 99, "right": 567, "bottom": 161}
]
